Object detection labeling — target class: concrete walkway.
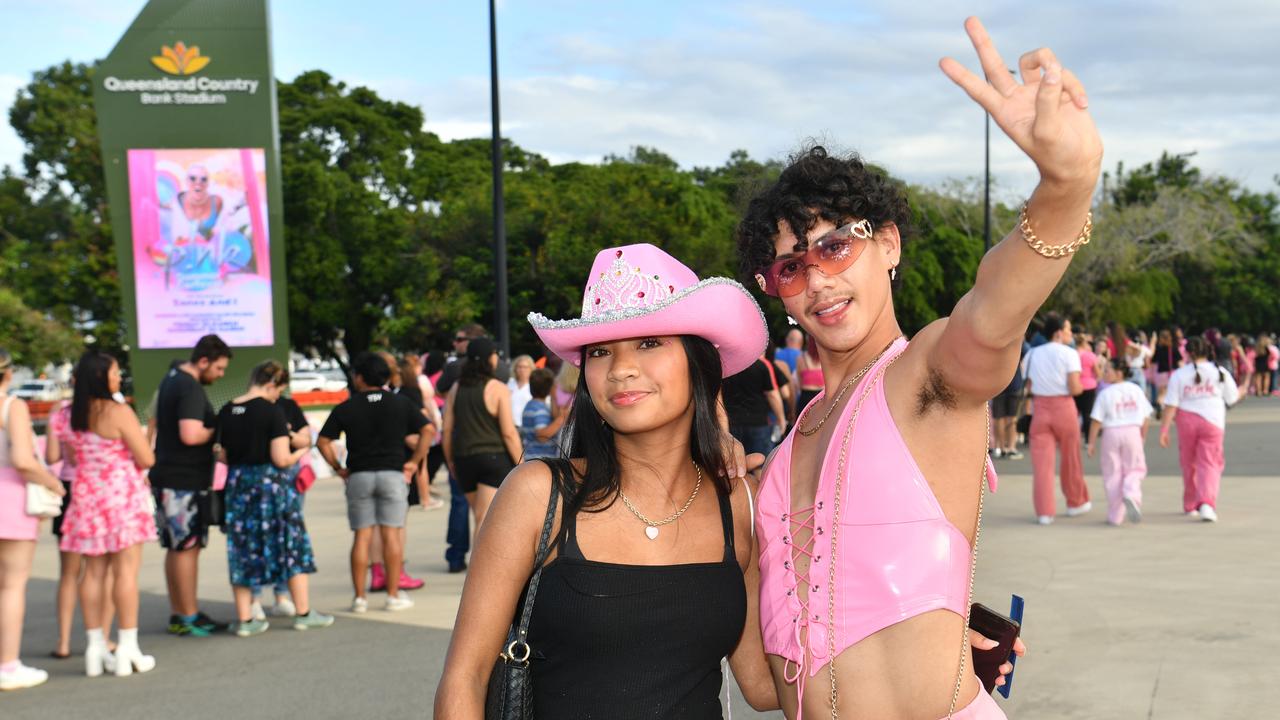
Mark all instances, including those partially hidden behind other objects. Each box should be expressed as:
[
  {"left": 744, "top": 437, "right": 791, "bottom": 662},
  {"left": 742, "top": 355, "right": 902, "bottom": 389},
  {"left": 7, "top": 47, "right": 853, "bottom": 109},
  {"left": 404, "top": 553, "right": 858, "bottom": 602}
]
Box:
[{"left": 2, "top": 398, "right": 1276, "bottom": 718}]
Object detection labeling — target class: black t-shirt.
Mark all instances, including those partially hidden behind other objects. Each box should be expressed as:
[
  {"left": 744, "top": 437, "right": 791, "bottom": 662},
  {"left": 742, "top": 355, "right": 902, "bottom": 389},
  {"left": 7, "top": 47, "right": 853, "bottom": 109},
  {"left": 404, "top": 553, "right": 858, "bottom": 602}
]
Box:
[
  {"left": 277, "top": 396, "right": 309, "bottom": 434},
  {"left": 770, "top": 360, "right": 790, "bottom": 390},
  {"left": 151, "top": 367, "right": 216, "bottom": 490},
  {"left": 722, "top": 359, "right": 775, "bottom": 427},
  {"left": 217, "top": 398, "right": 289, "bottom": 466},
  {"left": 319, "top": 390, "right": 428, "bottom": 472},
  {"left": 436, "top": 359, "right": 463, "bottom": 395}
]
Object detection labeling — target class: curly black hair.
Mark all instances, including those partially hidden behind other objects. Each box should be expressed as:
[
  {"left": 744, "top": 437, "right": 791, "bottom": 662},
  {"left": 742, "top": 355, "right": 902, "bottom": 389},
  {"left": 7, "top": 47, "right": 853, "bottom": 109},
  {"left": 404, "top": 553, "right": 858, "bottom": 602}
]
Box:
[{"left": 736, "top": 145, "right": 912, "bottom": 284}]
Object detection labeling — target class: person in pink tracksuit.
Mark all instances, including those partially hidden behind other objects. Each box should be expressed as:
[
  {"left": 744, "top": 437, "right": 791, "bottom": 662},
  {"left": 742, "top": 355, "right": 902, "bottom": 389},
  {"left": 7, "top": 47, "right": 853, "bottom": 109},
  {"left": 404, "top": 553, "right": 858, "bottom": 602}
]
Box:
[
  {"left": 1087, "top": 359, "right": 1153, "bottom": 525},
  {"left": 1159, "top": 337, "right": 1239, "bottom": 522}
]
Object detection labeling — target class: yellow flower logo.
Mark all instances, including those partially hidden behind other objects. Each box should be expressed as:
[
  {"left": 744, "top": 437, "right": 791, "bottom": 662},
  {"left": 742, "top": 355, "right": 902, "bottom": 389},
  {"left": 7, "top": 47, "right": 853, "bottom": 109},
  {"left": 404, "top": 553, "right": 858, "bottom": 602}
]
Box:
[{"left": 150, "top": 42, "right": 211, "bottom": 76}]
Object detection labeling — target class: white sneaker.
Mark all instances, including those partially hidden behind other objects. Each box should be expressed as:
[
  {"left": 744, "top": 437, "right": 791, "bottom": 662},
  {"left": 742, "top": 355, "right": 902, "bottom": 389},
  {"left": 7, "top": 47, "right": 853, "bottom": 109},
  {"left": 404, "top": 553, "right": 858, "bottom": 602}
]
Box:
[
  {"left": 1123, "top": 497, "right": 1142, "bottom": 524},
  {"left": 385, "top": 592, "right": 415, "bottom": 612},
  {"left": 250, "top": 600, "right": 266, "bottom": 622},
  {"left": 351, "top": 596, "right": 368, "bottom": 614},
  {"left": 1198, "top": 504, "right": 1218, "bottom": 522},
  {"left": 271, "top": 597, "right": 297, "bottom": 617},
  {"left": 1037, "top": 515, "right": 1054, "bottom": 525},
  {"left": 1186, "top": 509, "right": 1201, "bottom": 519},
  {"left": 0, "top": 663, "right": 49, "bottom": 691},
  {"left": 1065, "top": 501, "right": 1093, "bottom": 517}
]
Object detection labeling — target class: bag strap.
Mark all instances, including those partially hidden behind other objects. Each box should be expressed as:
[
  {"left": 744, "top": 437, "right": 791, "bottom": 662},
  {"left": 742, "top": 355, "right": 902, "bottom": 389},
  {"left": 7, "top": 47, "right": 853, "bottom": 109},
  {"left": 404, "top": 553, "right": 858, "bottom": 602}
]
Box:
[
  {"left": 1, "top": 395, "right": 14, "bottom": 452},
  {"left": 947, "top": 403, "right": 991, "bottom": 719},
  {"left": 510, "top": 458, "right": 563, "bottom": 652}
]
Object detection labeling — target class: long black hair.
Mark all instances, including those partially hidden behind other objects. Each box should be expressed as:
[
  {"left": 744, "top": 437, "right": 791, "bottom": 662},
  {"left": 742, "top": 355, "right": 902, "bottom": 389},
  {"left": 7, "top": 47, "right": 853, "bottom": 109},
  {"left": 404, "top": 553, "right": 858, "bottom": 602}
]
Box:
[
  {"left": 71, "top": 350, "right": 116, "bottom": 431},
  {"left": 1186, "top": 337, "right": 1225, "bottom": 385},
  {"left": 560, "top": 335, "right": 732, "bottom": 514},
  {"left": 460, "top": 337, "right": 498, "bottom": 388}
]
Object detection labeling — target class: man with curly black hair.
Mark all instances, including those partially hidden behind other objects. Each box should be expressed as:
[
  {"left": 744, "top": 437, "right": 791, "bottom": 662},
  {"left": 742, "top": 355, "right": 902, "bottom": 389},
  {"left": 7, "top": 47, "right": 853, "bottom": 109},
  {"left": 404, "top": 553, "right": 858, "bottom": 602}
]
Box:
[{"left": 739, "top": 17, "right": 1101, "bottom": 719}]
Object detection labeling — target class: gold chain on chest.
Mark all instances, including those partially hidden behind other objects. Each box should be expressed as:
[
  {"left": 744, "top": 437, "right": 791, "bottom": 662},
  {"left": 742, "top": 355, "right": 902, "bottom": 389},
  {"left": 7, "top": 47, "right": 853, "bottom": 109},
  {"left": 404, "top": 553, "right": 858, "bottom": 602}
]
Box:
[
  {"left": 797, "top": 337, "right": 901, "bottom": 437},
  {"left": 818, "top": 351, "right": 989, "bottom": 720}
]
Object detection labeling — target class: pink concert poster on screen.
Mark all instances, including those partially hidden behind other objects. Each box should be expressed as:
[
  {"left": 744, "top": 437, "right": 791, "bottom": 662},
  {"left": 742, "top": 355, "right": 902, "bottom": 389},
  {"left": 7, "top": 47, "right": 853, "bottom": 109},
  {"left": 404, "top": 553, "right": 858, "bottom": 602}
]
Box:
[{"left": 127, "top": 148, "right": 274, "bottom": 349}]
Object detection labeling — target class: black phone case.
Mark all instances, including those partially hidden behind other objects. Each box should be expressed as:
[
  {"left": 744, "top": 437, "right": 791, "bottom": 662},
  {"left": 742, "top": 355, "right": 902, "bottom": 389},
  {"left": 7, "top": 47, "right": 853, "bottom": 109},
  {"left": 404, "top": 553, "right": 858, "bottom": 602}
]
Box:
[{"left": 968, "top": 603, "right": 1020, "bottom": 693}]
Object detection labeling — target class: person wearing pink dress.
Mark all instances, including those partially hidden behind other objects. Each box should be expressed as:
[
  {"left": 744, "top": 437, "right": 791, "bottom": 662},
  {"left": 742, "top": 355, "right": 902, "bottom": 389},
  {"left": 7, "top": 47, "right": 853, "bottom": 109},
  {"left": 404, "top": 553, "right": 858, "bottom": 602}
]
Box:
[
  {"left": 58, "top": 351, "right": 158, "bottom": 678},
  {"left": 0, "top": 349, "right": 65, "bottom": 691},
  {"left": 46, "top": 400, "right": 116, "bottom": 661}
]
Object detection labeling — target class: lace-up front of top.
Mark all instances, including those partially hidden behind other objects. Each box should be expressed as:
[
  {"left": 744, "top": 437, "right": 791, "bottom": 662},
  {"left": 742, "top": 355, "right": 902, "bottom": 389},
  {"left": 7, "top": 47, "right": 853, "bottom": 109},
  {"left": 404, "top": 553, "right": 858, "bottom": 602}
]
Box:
[{"left": 756, "top": 338, "right": 999, "bottom": 709}]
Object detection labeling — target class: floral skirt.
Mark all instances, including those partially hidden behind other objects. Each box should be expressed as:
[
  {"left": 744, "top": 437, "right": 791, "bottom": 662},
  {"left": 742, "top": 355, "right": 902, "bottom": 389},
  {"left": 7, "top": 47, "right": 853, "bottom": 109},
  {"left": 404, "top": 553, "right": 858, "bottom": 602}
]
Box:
[{"left": 224, "top": 464, "right": 316, "bottom": 588}]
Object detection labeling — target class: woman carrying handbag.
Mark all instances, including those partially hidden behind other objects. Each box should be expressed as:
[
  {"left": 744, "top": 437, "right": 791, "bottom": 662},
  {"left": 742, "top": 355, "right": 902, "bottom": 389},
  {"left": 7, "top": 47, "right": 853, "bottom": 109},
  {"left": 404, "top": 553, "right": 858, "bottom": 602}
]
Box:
[
  {"left": 216, "top": 361, "right": 332, "bottom": 636},
  {"left": 0, "top": 348, "right": 65, "bottom": 691},
  {"left": 57, "top": 350, "right": 159, "bottom": 677}
]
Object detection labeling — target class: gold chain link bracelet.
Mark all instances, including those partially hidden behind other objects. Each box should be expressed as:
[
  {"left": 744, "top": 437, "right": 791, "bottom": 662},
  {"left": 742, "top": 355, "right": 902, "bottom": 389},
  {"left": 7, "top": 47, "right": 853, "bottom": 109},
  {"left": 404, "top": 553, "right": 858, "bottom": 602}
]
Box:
[{"left": 1019, "top": 201, "right": 1093, "bottom": 258}]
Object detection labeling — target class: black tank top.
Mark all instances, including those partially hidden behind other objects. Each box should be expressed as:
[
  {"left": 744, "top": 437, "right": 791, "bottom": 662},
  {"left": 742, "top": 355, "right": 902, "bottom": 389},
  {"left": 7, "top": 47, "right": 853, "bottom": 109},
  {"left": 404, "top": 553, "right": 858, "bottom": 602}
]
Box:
[
  {"left": 525, "top": 477, "right": 746, "bottom": 719},
  {"left": 452, "top": 383, "right": 504, "bottom": 457}
]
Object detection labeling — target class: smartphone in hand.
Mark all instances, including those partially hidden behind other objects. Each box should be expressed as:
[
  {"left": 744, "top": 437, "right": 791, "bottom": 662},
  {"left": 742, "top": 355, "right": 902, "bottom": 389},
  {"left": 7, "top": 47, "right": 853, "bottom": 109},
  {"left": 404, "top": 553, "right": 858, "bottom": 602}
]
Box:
[{"left": 969, "top": 601, "right": 1021, "bottom": 694}]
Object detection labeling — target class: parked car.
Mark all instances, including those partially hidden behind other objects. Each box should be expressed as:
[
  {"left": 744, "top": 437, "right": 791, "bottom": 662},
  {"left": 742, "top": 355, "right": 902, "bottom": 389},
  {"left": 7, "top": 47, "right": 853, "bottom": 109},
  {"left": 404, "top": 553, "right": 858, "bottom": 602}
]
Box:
[
  {"left": 289, "top": 372, "right": 329, "bottom": 393},
  {"left": 290, "top": 371, "right": 348, "bottom": 394},
  {"left": 319, "top": 370, "right": 349, "bottom": 391},
  {"left": 8, "top": 379, "right": 70, "bottom": 402}
]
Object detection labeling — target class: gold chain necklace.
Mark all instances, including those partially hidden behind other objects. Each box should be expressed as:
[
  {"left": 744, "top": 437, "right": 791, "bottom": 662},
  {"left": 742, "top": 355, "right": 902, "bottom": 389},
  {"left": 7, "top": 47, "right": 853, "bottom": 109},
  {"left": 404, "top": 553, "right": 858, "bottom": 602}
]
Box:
[
  {"left": 797, "top": 337, "right": 902, "bottom": 437},
  {"left": 618, "top": 464, "right": 703, "bottom": 540},
  {"left": 820, "top": 351, "right": 989, "bottom": 719}
]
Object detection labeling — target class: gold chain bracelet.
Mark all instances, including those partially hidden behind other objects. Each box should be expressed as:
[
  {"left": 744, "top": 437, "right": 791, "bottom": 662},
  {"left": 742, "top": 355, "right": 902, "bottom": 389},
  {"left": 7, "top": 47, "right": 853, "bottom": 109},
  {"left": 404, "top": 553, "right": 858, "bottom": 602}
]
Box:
[{"left": 1019, "top": 201, "right": 1093, "bottom": 258}]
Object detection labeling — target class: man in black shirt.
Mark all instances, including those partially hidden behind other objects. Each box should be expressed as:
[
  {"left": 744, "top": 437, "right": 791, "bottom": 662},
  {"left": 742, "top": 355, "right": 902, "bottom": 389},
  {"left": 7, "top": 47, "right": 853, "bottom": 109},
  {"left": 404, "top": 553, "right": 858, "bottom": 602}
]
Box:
[
  {"left": 722, "top": 357, "right": 785, "bottom": 457},
  {"left": 437, "top": 323, "right": 511, "bottom": 393},
  {"left": 318, "top": 352, "right": 432, "bottom": 612},
  {"left": 150, "top": 334, "right": 232, "bottom": 637}
]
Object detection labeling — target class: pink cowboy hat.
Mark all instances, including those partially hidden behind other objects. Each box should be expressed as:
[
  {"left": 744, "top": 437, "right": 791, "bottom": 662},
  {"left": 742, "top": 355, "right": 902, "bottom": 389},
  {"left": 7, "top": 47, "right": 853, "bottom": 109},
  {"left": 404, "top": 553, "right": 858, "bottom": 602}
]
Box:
[{"left": 528, "top": 244, "right": 768, "bottom": 377}]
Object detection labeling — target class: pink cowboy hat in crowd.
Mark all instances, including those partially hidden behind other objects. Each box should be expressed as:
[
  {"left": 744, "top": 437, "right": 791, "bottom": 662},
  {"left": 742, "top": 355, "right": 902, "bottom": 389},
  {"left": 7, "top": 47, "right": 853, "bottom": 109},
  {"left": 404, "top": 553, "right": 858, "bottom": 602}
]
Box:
[{"left": 528, "top": 244, "right": 768, "bottom": 377}]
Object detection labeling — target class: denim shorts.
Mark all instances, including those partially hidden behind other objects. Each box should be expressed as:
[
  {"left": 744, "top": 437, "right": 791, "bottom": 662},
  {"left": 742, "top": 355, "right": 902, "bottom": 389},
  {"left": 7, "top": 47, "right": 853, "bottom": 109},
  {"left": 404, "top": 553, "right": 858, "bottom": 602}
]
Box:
[{"left": 345, "top": 470, "right": 409, "bottom": 529}]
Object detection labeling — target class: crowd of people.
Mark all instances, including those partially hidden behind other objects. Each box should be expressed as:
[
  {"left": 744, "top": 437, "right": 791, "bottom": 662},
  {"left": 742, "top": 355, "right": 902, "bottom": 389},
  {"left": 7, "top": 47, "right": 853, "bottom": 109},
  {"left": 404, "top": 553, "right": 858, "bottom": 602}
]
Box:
[
  {"left": 1015, "top": 316, "right": 1248, "bottom": 526},
  {"left": 0, "top": 318, "right": 590, "bottom": 691}
]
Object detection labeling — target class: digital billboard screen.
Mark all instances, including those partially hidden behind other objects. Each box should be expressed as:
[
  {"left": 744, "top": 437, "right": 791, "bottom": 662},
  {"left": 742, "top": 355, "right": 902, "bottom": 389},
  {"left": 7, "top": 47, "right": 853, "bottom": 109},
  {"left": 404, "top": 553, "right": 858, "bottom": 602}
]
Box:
[{"left": 127, "top": 147, "right": 274, "bottom": 349}]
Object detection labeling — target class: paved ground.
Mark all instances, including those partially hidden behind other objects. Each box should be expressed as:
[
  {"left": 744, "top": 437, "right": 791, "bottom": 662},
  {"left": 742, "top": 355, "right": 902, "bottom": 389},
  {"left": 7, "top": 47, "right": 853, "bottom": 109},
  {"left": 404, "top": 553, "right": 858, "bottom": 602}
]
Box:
[{"left": 2, "top": 398, "right": 1276, "bottom": 718}]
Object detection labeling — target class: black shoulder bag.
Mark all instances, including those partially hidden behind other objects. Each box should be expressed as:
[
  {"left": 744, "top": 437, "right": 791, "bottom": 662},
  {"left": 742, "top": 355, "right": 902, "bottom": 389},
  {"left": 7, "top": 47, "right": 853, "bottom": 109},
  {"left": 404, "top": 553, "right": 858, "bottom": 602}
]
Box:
[
  {"left": 201, "top": 421, "right": 226, "bottom": 527},
  {"left": 485, "top": 459, "right": 563, "bottom": 720}
]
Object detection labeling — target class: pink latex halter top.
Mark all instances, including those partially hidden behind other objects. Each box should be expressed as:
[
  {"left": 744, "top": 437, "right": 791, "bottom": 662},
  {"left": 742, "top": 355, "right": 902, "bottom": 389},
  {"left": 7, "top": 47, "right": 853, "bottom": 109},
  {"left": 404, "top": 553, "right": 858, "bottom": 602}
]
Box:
[{"left": 755, "top": 338, "right": 998, "bottom": 710}]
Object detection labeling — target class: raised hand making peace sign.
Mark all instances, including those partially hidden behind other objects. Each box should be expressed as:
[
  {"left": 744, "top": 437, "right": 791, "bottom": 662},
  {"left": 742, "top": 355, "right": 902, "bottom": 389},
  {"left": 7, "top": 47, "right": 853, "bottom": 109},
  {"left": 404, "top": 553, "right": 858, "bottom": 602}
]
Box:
[{"left": 940, "top": 16, "right": 1103, "bottom": 189}]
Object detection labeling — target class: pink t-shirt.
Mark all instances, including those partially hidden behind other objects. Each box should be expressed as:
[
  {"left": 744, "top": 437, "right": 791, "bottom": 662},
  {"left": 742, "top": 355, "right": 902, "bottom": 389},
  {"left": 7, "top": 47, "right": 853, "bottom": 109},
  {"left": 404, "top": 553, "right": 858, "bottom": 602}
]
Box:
[
  {"left": 1269, "top": 346, "right": 1279, "bottom": 371},
  {"left": 1078, "top": 348, "right": 1099, "bottom": 390}
]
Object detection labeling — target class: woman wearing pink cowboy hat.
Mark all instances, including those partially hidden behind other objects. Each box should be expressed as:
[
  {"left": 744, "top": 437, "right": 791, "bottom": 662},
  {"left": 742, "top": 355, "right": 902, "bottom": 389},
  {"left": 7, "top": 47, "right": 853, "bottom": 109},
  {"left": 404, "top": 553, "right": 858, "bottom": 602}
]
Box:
[{"left": 437, "top": 243, "right": 786, "bottom": 717}]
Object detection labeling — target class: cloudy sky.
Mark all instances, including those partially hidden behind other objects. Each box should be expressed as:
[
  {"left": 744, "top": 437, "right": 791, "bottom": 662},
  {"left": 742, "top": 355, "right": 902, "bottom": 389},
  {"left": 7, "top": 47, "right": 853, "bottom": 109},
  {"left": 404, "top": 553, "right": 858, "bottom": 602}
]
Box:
[{"left": 1, "top": 0, "right": 1276, "bottom": 200}]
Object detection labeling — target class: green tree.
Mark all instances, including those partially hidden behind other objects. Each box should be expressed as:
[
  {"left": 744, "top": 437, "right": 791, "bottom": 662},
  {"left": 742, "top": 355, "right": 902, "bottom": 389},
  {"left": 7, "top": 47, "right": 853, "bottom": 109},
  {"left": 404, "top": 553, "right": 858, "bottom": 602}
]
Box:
[
  {"left": 0, "top": 287, "right": 83, "bottom": 367},
  {"left": 4, "top": 62, "right": 125, "bottom": 355},
  {"left": 277, "top": 71, "right": 471, "bottom": 362}
]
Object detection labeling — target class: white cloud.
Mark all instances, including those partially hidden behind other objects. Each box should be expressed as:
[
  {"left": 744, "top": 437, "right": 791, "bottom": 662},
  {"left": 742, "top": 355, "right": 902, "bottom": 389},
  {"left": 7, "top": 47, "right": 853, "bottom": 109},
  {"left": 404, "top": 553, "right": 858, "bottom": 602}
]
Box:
[{"left": 2, "top": 1, "right": 1276, "bottom": 200}]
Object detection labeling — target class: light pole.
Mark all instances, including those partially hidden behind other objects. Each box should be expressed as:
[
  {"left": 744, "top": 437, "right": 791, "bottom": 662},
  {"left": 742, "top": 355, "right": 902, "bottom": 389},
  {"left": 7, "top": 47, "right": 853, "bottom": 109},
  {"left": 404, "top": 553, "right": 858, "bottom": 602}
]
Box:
[{"left": 489, "top": 0, "right": 510, "bottom": 357}]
